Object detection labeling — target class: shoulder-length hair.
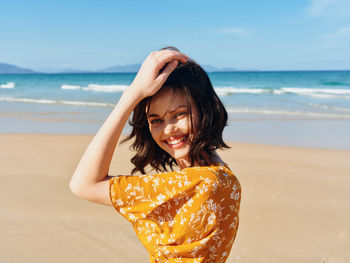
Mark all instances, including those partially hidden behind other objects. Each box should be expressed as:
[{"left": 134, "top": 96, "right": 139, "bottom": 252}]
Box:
[{"left": 123, "top": 48, "right": 229, "bottom": 174}]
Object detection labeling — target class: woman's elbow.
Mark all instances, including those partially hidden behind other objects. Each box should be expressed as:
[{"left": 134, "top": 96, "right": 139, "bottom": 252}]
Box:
[
  {"left": 69, "top": 177, "right": 111, "bottom": 206},
  {"left": 69, "top": 178, "right": 85, "bottom": 198}
]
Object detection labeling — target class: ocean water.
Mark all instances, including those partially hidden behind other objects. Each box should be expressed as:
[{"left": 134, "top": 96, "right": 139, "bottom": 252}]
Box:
[{"left": 1, "top": 71, "right": 350, "bottom": 148}]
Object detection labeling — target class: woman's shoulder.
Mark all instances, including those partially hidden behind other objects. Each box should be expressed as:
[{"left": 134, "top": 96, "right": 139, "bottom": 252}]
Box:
[
  {"left": 179, "top": 162, "right": 236, "bottom": 180},
  {"left": 145, "top": 162, "right": 239, "bottom": 185},
  {"left": 183, "top": 162, "right": 231, "bottom": 172}
]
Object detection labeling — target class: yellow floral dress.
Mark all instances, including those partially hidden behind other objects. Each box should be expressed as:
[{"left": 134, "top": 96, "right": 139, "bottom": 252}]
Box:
[{"left": 109, "top": 163, "right": 241, "bottom": 263}]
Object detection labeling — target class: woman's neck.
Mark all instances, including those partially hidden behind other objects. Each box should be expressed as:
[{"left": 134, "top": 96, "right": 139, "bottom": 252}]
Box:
[{"left": 176, "top": 151, "right": 224, "bottom": 169}]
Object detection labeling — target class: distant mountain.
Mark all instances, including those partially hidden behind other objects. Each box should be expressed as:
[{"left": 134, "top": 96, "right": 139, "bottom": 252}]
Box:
[
  {"left": 0, "top": 63, "right": 36, "bottom": 74},
  {"left": 35, "top": 66, "right": 94, "bottom": 74},
  {"left": 0, "top": 62, "right": 240, "bottom": 74},
  {"left": 100, "top": 64, "right": 238, "bottom": 73}
]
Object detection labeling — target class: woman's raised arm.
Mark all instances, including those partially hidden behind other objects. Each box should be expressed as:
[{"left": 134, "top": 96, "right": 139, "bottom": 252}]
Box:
[{"left": 69, "top": 50, "right": 188, "bottom": 206}]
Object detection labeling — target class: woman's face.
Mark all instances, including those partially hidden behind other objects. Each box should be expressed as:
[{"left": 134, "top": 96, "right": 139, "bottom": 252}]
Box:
[{"left": 147, "top": 88, "right": 199, "bottom": 168}]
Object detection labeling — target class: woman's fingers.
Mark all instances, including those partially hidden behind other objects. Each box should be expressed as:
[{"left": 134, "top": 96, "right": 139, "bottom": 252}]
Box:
[
  {"left": 159, "top": 50, "right": 188, "bottom": 63},
  {"left": 128, "top": 49, "right": 188, "bottom": 99},
  {"left": 151, "top": 50, "right": 188, "bottom": 71},
  {"left": 157, "top": 60, "right": 179, "bottom": 83},
  {"left": 161, "top": 51, "right": 188, "bottom": 64}
]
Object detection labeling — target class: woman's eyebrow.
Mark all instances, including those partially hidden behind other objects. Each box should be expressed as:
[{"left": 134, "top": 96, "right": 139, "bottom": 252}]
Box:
[{"left": 147, "top": 105, "right": 187, "bottom": 118}]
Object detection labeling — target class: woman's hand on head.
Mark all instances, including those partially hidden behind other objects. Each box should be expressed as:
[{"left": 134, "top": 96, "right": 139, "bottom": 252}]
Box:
[{"left": 128, "top": 50, "right": 188, "bottom": 99}]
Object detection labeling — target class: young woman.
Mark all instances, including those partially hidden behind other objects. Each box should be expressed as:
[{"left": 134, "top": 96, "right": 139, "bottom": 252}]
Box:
[{"left": 70, "top": 47, "right": 241, "bottom": 262}]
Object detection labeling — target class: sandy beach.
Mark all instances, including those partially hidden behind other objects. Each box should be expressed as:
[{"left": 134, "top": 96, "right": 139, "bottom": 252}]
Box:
[
  {"left": 2, "top": 0, "right": 350, "bottom": 261},
  {"left": 1, "top": 133, "right": 349, "bottom": 262}
]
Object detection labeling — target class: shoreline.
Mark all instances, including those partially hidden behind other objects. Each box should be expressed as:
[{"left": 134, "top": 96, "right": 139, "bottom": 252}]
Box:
[
  {"left": 2, "top": 112, "right": 350, "bottom": 150},
  {"left": 2, "top": 98, "right": 350, "bottom": 151}
]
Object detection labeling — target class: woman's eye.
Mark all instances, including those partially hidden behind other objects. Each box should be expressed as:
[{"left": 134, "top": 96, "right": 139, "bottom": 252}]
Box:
[
  {"left": 175, "top": 112, "right": 187, "bottom": 118},
  {"left": 150, "top": 119, "right": 162, "bottom": 124}
]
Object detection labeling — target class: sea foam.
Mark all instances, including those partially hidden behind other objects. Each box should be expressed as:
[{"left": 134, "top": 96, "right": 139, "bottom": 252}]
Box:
[
  {"left": 215, "top": 87, "right": 350, "bottom": 97},
  {"left": 278, "top": 87, "right": 350, "bottom": 95},
  {"left": 59, "top": 100, "right": 114, "bottom": 107},
  {"left": 214, "top": 87, "right": 268, "bottom": 96},
  {"left": 0, "top": 82, "right": 15, "bottom": 89},
  {"left": 61, "top": 84, "right": 81, "bottom": 90},
  {"left": 309, "top": 103, "right": 350, "bottom": 112},
  {"left": 0, "top": 96, "right": 114, "bottom": 108},
  {"left": 60, "top": 84, "right": 128, "bottom": 92},
  {"left": 82, "top": 84, "right": 128, "bottom": 92},
  {"left": 0, "top": 97, "right": 56, "bottom": 104},
  {"left": 226, "top": 107, "right": 350, "bottom": 119},
  {"left": 59, "top": 83, "right": 350, "bottom": 98},
  {"left": 303, "top": 94, "right": 350, "bottom": 99}
]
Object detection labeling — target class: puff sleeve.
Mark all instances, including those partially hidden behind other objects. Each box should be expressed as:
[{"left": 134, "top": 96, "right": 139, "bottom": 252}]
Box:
[{"left": 109, "top": 171, "right": 200, "bottom": 223}]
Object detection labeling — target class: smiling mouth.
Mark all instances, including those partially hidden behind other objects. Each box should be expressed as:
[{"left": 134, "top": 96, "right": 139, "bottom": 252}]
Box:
[{"left": 163, "top": 135, "right": 188, "bottom": 147}]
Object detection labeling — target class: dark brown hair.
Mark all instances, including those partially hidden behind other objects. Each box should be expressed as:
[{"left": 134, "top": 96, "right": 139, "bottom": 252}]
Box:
[{"left": 123, "top": 47, "right": 229, "bottom": 174}]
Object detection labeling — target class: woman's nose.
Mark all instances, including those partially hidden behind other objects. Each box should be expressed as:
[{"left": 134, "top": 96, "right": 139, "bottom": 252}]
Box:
[{"left": 163, "top": 120, "right": 178, "bottom": 134}]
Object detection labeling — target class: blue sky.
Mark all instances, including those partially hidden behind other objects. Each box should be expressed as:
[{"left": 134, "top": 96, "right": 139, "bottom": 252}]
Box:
[{"left": 1, "top": 0, "right": 350, "bottom": 71}]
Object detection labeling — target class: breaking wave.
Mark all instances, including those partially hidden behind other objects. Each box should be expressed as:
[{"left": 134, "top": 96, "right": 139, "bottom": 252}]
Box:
[
  {"left": 61, "top": 84, "right": 128, "bottom": 92},
  {"left": 0, "top": 97, "right": 114, "bottom": 108},
  {"left": 0, "top": 82, "right": 15, "bottom": 89},
  {"left": 226, "top": 107, "right": 350, "bottom": 119}
]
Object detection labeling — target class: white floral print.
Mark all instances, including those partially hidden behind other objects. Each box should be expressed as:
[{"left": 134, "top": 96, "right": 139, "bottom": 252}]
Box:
[{"left": 109, "top": 163, "right": 241, "bottom": 262}]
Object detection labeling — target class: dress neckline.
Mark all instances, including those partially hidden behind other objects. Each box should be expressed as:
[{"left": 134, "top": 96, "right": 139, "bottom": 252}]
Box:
[{"left": 180, "top": 161, "right": 228, "bottom": 172}]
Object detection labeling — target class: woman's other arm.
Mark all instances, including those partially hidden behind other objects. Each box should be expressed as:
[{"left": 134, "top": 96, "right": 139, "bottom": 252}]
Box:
[
  {"left": 69, "top": 50, "right": 188, "bottom": 206},
  {"left": 69, "top": 90, "right": 142, "bottom": 205}
]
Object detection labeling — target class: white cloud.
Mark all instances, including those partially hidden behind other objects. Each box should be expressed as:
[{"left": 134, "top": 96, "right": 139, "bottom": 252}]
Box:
[
  {"left": 307, "top": 0, "right": 350, "bottom": 18},
  {"left": 307, "top": 0, "right": 337, "bottom": 16},
  {"left": 318, "top": 26, "right": 350, "bottom": 47},
  {"left": 321, "top": 26, "right": 350, "bottom": 39}
]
